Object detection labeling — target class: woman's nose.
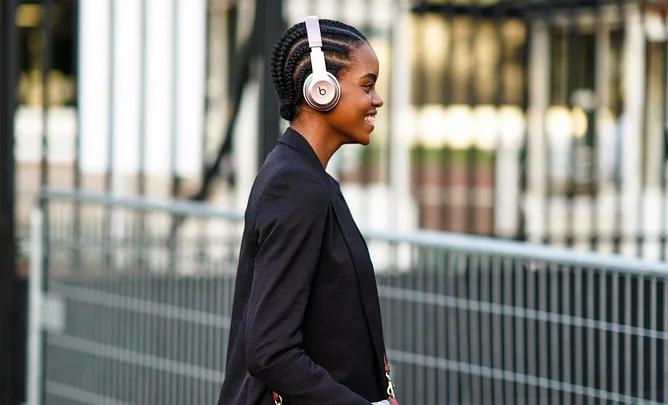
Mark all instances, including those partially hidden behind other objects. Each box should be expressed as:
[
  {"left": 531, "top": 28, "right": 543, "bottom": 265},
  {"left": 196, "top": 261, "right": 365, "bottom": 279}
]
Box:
[{"left": 374, "top": 93, "right": 384, "bottom": 108}]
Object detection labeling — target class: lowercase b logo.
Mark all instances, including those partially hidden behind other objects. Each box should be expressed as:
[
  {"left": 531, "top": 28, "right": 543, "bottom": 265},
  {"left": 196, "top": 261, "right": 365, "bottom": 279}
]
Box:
[{"left": 318, "top": 86, "right": 327, "bottom": 96}]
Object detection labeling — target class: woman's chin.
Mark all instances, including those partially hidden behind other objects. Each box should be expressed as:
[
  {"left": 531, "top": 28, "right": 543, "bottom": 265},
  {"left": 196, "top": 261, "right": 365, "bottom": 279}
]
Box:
[
  {"left": 359, "top": 126, "right": 374, "bottom": 145},
  {"left": 357, "top": 133, "right": 372, "bottom": 146}
]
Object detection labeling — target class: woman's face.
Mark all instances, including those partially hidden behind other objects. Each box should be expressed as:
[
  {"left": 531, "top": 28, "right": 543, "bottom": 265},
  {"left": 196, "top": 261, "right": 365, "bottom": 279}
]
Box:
[{"left": 324, "top": 42, "right": 384, "bottom": 146}]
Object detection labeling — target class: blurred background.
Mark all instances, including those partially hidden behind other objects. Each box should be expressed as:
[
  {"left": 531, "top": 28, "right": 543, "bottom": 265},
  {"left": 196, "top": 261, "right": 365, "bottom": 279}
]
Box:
[
  {"left": 9, "top": 0, "right": 668, "bottom": 255},
  {"left": 3, "top": 0, "right": 668, "bottom": 404}
]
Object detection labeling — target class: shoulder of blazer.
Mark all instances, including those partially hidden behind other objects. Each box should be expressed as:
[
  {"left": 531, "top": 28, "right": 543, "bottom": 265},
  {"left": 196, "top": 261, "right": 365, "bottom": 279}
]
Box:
[
  {"left": 257, "top": 144, "right": 333, "bottom": 197},
  {"left": 254, "top": 160, "right": 331, "bottom": 214}
]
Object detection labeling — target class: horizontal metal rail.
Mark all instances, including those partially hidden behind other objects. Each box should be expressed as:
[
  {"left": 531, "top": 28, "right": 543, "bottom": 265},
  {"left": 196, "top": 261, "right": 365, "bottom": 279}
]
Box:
[{"left": 40, "top": 188, "right": 668, "bottom": 275}]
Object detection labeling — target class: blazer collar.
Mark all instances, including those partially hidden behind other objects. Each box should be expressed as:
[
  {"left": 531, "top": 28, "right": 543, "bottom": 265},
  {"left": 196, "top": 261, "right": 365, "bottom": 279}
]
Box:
[{"left": 277, "top": 127, "right": 337, "bottom": 192}]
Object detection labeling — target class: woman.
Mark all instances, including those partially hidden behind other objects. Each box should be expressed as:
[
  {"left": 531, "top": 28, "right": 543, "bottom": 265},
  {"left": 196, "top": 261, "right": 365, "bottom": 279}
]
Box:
[{"left": 218, "top": 16, "right": 397, "bottom": 405}]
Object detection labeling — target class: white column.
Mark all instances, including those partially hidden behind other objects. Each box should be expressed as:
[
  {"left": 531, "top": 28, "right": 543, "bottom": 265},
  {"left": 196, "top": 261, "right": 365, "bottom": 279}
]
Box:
[
  {"left": 78, "top": 0, "right": 206, "bottom": 187},
  {"left": 389, "top": 2, "right": 415, "bottom": 233},
  {"left": 384, "top": 0, "right": 415, "bottom": 272},
  {"left": 525, "top": 17, "right": 551, "bottom": 243},
  {"left": 494, "top": 107, "right": 524, "bottom": 238},
  {"left": 594, "top": 16, "right": 615, "bottom": 254},
  {"left": 621, "top": 5, "right": 645, "bottom": 256},
  {"left": 79, "top": 0, "right": 111, "bottom": 177},
  {"left": 595, "top": 17, "right": 611, "bottom": 191},
  {"left": 642, "top": 38, "right": 664, "bottom": 259},
  {"left": 175, "top": 0, "right": 207, "bottom": 178}
]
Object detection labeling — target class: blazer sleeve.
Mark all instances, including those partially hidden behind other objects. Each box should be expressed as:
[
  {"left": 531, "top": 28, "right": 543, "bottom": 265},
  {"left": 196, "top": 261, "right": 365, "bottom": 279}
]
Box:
[{"left": 244, "top": 166, "right": 371, "bottom": 405}]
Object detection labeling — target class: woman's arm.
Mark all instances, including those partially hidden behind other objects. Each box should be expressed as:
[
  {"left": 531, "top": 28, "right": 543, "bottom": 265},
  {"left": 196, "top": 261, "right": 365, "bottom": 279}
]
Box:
[{"left": 244, "top": 165, "right": 371, "bottom": 405}]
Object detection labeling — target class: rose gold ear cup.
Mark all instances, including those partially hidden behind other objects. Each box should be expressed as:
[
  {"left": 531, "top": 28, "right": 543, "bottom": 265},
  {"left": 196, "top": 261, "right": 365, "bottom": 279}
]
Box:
[{"left": 303, "top": 72, "right": 341, "bottom": 112}]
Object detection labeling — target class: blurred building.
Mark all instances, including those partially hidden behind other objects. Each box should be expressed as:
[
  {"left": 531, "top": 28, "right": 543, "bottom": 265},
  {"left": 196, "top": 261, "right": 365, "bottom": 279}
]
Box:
[{"left": 12, "top": 0, "right": 668, "bottom": 259}]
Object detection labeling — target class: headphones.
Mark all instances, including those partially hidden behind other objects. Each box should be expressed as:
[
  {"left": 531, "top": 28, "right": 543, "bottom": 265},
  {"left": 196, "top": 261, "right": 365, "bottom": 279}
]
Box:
[{"left": 303, "top": 15, "right": 341, "bottom": 112}]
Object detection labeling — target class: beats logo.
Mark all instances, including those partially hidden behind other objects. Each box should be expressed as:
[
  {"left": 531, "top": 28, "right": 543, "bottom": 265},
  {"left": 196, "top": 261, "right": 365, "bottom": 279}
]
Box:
[{"left": 318, "top": 86, "right": 327, "bottom": 96}]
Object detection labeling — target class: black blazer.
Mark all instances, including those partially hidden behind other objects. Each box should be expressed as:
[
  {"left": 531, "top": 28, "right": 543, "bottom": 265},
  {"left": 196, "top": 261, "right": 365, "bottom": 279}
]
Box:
[{"left": 218, "top": 128, "right": 388, "bottom": 405}]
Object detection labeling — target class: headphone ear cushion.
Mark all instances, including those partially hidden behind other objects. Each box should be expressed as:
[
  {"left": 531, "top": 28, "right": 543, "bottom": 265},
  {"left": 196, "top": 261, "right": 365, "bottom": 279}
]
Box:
[{"left": 303, "top": 72, "right": 341, "bottom": 112}]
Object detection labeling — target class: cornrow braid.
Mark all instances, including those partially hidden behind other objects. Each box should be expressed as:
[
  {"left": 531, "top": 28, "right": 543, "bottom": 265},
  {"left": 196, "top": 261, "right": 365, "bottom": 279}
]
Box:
[{"left": 270, "top": 18, "right": 368, "bottom": 121}]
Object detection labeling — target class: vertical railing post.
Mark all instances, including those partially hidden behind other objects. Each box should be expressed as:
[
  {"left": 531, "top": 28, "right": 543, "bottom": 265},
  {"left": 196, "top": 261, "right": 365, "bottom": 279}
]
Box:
[
  {"left": 26, "top": 209, "right": 45, "bottom": 405},
  {"left": 257, "top": 0, "right": 284, "bottom": 169}
]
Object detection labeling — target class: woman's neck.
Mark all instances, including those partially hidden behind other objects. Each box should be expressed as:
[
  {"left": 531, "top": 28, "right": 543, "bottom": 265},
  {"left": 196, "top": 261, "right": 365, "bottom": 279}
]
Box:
[{"left": 290, "top": 118, "right": 341, "bottom": 169}]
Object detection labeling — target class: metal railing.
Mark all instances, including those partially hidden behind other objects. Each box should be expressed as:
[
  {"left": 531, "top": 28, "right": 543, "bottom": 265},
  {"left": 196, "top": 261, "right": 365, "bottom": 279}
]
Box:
[{"left": 27, "top": 189, "right": 668, "bottom": 404}]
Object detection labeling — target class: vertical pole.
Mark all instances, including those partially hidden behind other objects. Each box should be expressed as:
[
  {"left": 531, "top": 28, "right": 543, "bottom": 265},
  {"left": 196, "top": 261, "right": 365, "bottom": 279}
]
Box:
[
  {"left": 389, "top": 0, "right": 412, "bottom": 233},
  {"left": 106, "top": 0, "right": 116, "bottom": 197},
  {"left": 37, "top": 3, "right": 52, "bottom": 401},
  {"left": 440, "top": 1, "right": 454, "bottom": 232},
  {"left": 137, "top": 0, "right": 148, "bottom": 271},
  {"left": 612, "top": 0, "right": 624, "bottom": 255},
  {"left": 0, "top": 0, "right": 21, "bottom": 404},
  {"left": 257, "top": 0, "right": 284, "bottom": 168},
  {"left": 26, "top": 210, "right": 45, "bottom": 405},
  {"left": 138, "top": 0, "right": 148, "bottom": 198},
  {"left": 622, "top": 4, "right": 646, "bottom": 257},
  {"left": 41, "top": 0, "right": 52, "bottom": 193},
  {"left": 199, "top": 0, "right": 212, "bottom": 262},
  {"left": 170, "top": 0, "right": 180, "bottom": 199},
  {"left": 662, "top": 33, "right": 668, "bottom": 261},
  {"left": 168, "top": 0, "right": 181, "bottom": 273},
  {"left": 564, "top": 7, "right": 577, "bottom": 250},
  {"left": 106, "top": 0, "right": 116, "bottom": 270},
  {"left": 413, "top": 4, "right": 427, "bottom": 230},
  {"left": 594, "top": 1, "right": 610, "bottom": 252},
  {"left": 526, "top": 16, "right": 550, "bottom": 245},
  {"left": 73, "top": 1, "right": 82, "bottom": 273},
  {"left": 466, "top": 0, "right": 479, "bottom": 236}
]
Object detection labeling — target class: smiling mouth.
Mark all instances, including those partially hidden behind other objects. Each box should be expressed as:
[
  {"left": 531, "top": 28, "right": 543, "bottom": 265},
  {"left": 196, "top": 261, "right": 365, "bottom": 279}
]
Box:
[{"left": 364, "top": 115, "right": 376, "bottom": 125}]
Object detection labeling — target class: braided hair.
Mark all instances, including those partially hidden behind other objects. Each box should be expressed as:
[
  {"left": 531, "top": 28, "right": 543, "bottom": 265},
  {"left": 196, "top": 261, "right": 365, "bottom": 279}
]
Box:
[{"left": 270, "top": 19, "right": 368, "bottom": 121}]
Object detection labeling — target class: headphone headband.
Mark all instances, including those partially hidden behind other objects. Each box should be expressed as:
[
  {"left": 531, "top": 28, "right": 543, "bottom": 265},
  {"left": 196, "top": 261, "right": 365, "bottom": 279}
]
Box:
[
  {"left": 304, "top": 16, "right": 322, "bottom": 48},
  {"left": 304, "top": 15, "right": 327, "bottom": 80}
]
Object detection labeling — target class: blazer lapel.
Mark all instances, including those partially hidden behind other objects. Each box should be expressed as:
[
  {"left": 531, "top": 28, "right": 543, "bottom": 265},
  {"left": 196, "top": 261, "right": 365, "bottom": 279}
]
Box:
[{"left": 330, "top": 190, "right": 386, "bottom": 378}]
